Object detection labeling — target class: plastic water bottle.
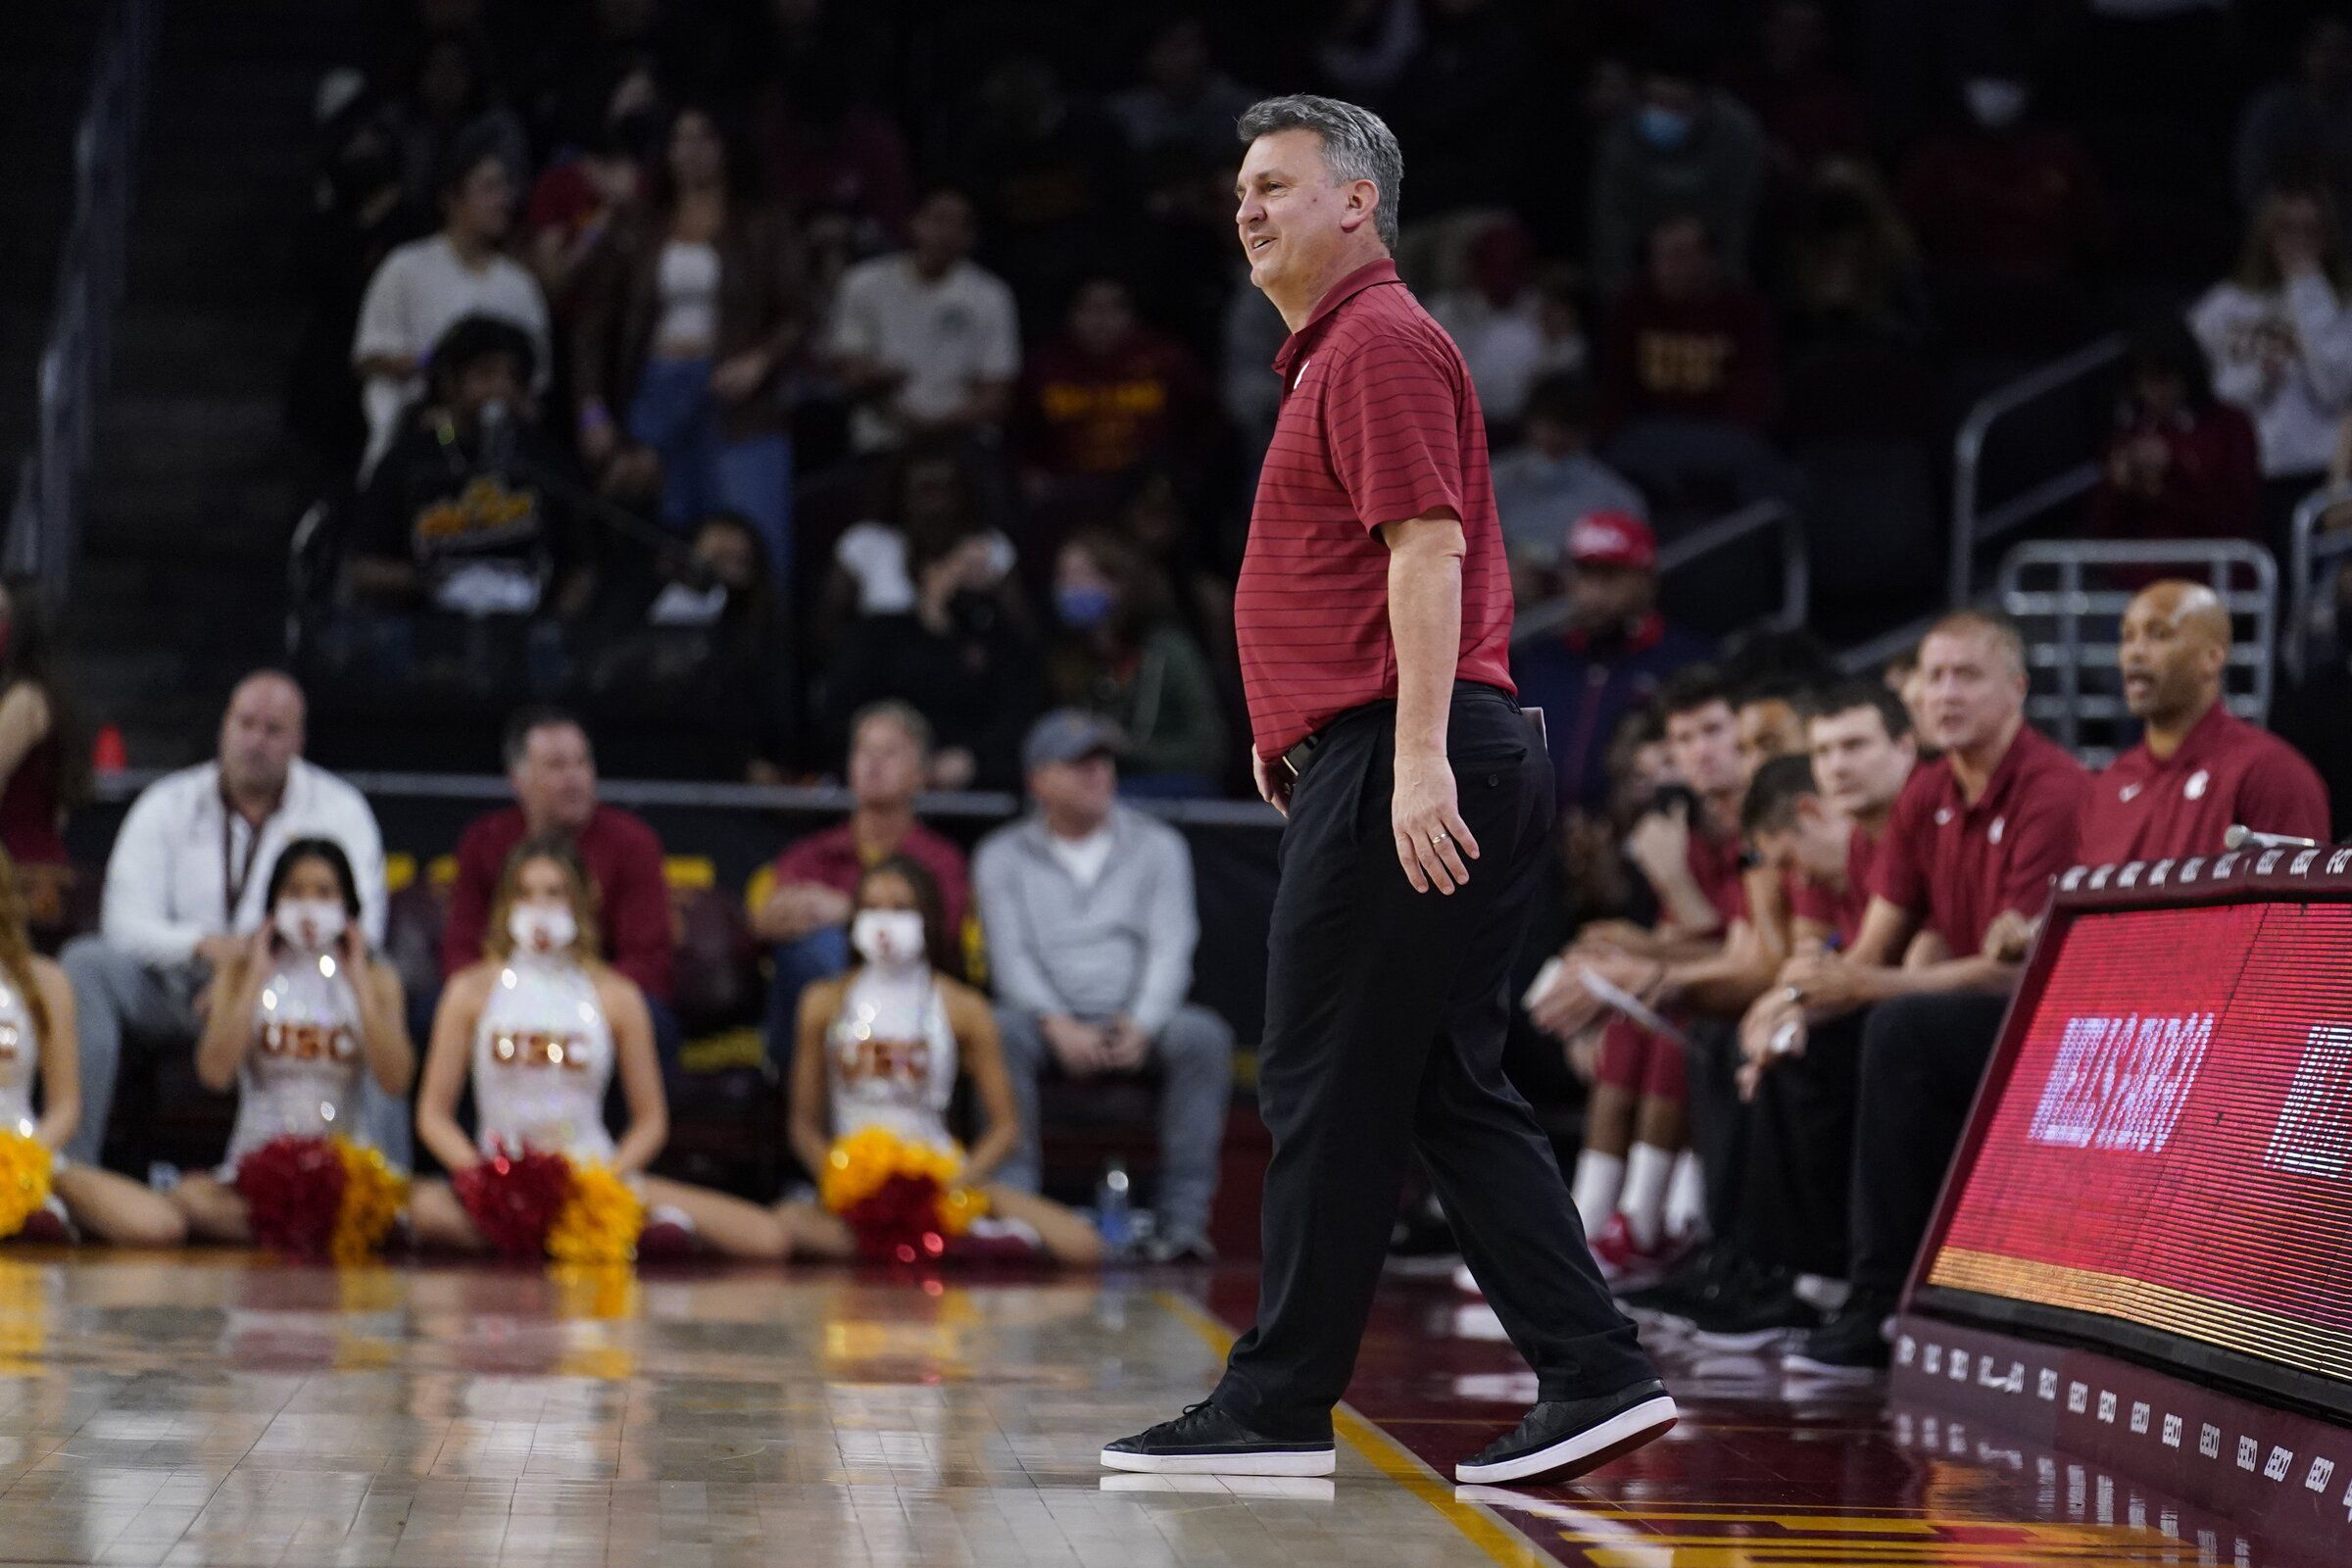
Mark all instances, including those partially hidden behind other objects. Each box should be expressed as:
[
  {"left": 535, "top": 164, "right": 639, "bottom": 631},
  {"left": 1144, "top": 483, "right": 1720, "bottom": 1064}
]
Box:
[{"left": 1096, "top": 1158, "right": 1133, "bottom": 1252}]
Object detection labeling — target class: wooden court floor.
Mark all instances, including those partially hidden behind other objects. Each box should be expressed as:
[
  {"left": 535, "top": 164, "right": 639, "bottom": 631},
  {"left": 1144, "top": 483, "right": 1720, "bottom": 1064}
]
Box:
[{"left": 0, "top": 1250, "right": 2322, "bottom": 1567}]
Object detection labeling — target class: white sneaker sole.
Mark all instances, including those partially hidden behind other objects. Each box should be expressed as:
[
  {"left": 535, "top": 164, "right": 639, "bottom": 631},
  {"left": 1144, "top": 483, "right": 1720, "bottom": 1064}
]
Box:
[
  {"left": 1453, "top": 1396, "right": 1678, "bottom": 1485},
  {"left": 1100, "top": 1446, "right": 1337, "bottom": 1477}
]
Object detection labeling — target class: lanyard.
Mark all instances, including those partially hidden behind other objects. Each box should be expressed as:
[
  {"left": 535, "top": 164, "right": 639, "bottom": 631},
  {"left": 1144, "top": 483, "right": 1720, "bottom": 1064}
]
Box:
[{"left": 221, "top": 799, "right": 271, "bottom": 926}]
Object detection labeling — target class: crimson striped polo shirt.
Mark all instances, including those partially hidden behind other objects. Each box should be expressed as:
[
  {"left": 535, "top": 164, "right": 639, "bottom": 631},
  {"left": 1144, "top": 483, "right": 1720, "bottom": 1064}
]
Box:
[{"left": 1234, "top": 259, "right": 1515, "bottom": 760}]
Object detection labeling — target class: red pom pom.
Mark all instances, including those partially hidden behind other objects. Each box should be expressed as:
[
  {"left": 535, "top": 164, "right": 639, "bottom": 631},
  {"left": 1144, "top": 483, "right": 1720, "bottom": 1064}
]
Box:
[
  {"left": 234, "top": 1136, "right": 349, "bottom": 1258},
  {"left": 841, "top": 1172, "right": 947, "bottom": 1263},
  {"left": 452, "top": 1147, "right": 573, "bottom": 1257}
]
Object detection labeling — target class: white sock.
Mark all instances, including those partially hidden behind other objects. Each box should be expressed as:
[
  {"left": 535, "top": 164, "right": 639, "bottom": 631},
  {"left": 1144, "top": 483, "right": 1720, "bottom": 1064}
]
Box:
[
  {"left": 1665, "top": 1151, "right": 1709, "bottom": 1243},
  {"left": 1570, "top": 1151, "right": 1625, "bottom": 1234},
  {"left": 1621, "top": 1143, "right": 1675, "bottom": 1250}
]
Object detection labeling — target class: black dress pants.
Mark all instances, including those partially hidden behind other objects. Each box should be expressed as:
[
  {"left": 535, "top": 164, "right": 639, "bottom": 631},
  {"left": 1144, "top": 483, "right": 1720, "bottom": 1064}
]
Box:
[
  {"left": 1679, "top": 1016, "right": 1745, "bottom": 1239},
  {"left": 1738, "top": 1011, "right": 1866, "bottom": 1279},
  {"left": 1210, "top": 684, "right": 1654, "bottom": 1441},
  {"left": 1849, "top": 991, "right": 2012, "bottom": 1296}
]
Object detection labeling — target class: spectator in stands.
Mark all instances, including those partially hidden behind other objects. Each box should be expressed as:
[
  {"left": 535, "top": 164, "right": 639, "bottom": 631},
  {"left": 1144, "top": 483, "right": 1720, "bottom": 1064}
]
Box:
[
  {"left": 753, "top": 701, "right": 970, "bottom": 1071},
  {"left": 1896, "top": 66, "right": 2110, "bottom": 356},
  {"left": 1599, "top": 215, "right": 1788, "bottom": 514},
  {"left": 2077, "top": 581, "right": 2329, "bottom": 865},
  {"left": 821, "top": 444, "right": 1020, "bottom": 638},
  {"left": 1510, "top": 513, "right": 1710, "bottom": 813},
  {"left": 1732, "top": 612, "right": 2088, "bottom": 1373},
  {"left": 287, "top": 96, "right": 418, "bottom": 472},
  {"left": 1106, "top": 17, "right": 1256, "bottom": 165},
  {"left": 2087, "top": 318, "right": 2261, "bottom": 548},
  {"left": 1589, "top": 48, "right": 1768, "bottom": 296},
  {"left": 1048, "top": 531, "right": 1226, "bottom": 795},
  {"left": 572, "top": 106, "right": 802, "bottom": 580},
  {"left": 1492, "top": 376, "right": 1646, "bottom": 588},
  {"left": 2235, "top": 16, "right": 2352, "bottom": 221},
  {"left": 1885, "top": 644, "right": 1933, "bottom": 752},
  {"left": 352, "top": 137, "right": 551, "bottom": 476},
  {"left": 61, "top": 673, "right": 388, "bottom": 1168},
  {"left": 1116, "top": 466, "right": 1238, "bottom": 673},
  {"left": 523, "top": 70, "right": 656, "bottom": 307},
  {"left": 822, "top": 512, "right": 1042, "bottom": 791},
  {"left": 2189, "top": 185, "right": 2352, "bottom": 520},
  {"left": 1428, "top": 219, "right": 1552, "bottom": 428},
  {"left": 1016, "top": 276, "right": 1212, "bottom": 489},
  {"left": 1727, "top": 0, "right": 1868, "bottom": 175},
  {"left": 828, "top": 187, "right": 1021, "bottom": 456},
  {"left": 976, "top": 711, "right": 1233, "bottom": 1262},
  {"left": 439, "top": 708, "right": 678, "bottom": 1055},
  {"left": 376, "top": 34, "right": 531, "bottom": 211},
  {"left": 754, "top": 68, "right": 913, "bottom": 256},
  {"left": 0, "top": 581, "right": 82, "bottom": 878}
]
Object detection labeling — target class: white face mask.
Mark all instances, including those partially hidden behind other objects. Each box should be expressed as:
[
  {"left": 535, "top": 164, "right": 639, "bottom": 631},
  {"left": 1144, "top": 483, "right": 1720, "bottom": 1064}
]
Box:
[
  {"left": 273, "top": 898, "right": 346, "bottom": 952},
  {"left": 852, "top": 909, "right": 927, "bottom": 969},
  {"left": 508, "top": 903, "right": 579, "bottom": 957}
]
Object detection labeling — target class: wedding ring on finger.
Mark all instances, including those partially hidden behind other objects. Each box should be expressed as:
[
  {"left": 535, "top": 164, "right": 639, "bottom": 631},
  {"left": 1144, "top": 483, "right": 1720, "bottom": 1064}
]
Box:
[{"left": 1782, "top": 985, "right": 1803, "bottom": 1004}]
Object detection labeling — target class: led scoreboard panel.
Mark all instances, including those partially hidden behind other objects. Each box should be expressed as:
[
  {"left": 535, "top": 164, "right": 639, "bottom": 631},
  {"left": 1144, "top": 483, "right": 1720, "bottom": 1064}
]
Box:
[{"left": 1912, "top": 851, "right": 2352, "bottom": 1418}]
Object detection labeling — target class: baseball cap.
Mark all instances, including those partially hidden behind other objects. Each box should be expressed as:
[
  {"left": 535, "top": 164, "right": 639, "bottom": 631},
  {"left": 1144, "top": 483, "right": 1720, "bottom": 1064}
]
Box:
[
  {"left": 1564, "top": 510, "right": 1656, "bottom": 570},
  {"left": 1021, "top": 709, "right": 1127, "bottom": 773}
]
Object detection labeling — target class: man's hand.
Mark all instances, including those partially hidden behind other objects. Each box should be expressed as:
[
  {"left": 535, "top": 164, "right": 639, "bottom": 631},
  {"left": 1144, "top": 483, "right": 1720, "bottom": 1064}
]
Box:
[
  {"left": 1042, "top": 1014, "right": 1111, "bottom": 1078},
  {"left": 1980, "top": 909, "right": 2040, "bottom": 964},
  {"left": 929, "top": 747, "right": 977, "bottom": 791},
  {"left": 194, "top": 934, "right": 245, "bottom": 974},
  {"left": 1393, "top": 753, "right": 1478, "bottom": 895},
  {"left": 1251, "top": 751, "right": 1292, "bottom": 817},
  {"left": 710, "top": 349, "right": 773, "bottom": 403},
  {"left": 758, "top": 883, "right": 852, "bottom": 943},
  {"left": 1102, "top": 1016, "right": 1151, "bottom": 1072},
  {"left": 1779, "top": 952, "right": 1877, "bottom": 1013}
]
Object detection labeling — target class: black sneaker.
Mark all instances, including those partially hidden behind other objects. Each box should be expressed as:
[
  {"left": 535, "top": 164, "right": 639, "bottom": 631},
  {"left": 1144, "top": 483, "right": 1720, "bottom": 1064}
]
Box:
[
  {"left": 1781, "top": 1290, "right": 1895, "bottom": 1379},
  {"left": 1685, "top": 1271, "right": 1821, "bottom": 1351},
  {"left": 1454, "top": 1378, "right": 1678, "bottom": 1485},
  {"left": 1616, "top": 1241, "right": 1739, "bottom": 1323},
  {"left": 1102, "top": 1402, "right": 1337, "bottom": 1477}
]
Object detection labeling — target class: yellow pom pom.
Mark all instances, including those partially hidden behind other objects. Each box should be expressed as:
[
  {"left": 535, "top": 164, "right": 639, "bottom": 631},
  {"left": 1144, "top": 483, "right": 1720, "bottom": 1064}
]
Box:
[
  {"left": 547, "top": 1162, "right": 645, "bottom": 1265},
  {"left": 0, "top": 1131, "right": 55, "bottom": 1240},
  {"left": 327, "top": 1138, "right": 409, "bottom": 1265}
]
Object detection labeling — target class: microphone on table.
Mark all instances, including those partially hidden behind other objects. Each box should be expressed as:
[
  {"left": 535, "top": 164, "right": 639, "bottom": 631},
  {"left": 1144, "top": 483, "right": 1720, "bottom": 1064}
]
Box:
[{"left": 2223, "top": 825, "right": 2321, "bottom": 852}]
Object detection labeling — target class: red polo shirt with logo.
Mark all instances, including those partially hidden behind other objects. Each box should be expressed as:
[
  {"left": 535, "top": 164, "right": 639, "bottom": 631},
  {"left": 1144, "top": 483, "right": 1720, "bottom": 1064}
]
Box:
[
  {"left": 1873, "top": 725, "right": 2088, "bottom": 955},
  {"left": 2076, "top": 703, "right": 2329, "bottom": 865},
  {"left": 1789, "top": 822, "right": 1881, "bottom": 948},
  {"left": 1234, "top": 260, "right": 1516, "bottom": 760},
  {"left": 1687, "top": 819, "right": 1750, "bottom": 927}
]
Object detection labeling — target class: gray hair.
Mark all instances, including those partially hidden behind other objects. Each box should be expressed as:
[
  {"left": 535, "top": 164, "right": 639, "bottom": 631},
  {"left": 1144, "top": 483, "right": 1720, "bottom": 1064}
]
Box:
[
  {"left": 1237, "top": 94, "right": 1402, "bottom": 249},
  {"left": 851, "top": 698, "right": 934, "bottom": 760}
]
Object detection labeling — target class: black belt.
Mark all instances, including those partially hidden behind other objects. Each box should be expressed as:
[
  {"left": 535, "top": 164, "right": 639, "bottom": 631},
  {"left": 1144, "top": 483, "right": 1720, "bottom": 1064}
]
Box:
[{"left": 1283, "top": 701, "right": 1545, "bottom": 780}]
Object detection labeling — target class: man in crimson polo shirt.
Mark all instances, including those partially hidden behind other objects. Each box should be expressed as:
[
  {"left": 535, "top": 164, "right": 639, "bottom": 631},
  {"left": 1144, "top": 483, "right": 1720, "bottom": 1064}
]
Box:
[
  {"left": 1744, "top": 612, "right": 2087, "bottom": 1375},
  {"left": 1104, "top": 94, "right": 1669, "bottom": 1488},
  {"left": 2077, "top": 581, "right": 2328, "bottom": 864}
]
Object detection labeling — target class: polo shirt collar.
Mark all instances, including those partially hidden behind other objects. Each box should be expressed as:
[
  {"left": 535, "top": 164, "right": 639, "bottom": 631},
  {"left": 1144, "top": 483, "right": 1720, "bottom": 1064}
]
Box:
[
  {"left": 1272, "top": 259, "right": 1401, "bottom": 376},
  {"left": 1941, "top": 722, "right": 2040, "bottom": 819},
  {"left": 2155, "top": 700, "right": 2234, "bottom": 774}
]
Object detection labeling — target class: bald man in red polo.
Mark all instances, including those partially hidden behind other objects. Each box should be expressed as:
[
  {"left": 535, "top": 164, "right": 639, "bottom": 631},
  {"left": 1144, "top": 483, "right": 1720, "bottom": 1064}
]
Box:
[{"left": 1102, "top": 94, "right": 1670, "bottom": 1489}]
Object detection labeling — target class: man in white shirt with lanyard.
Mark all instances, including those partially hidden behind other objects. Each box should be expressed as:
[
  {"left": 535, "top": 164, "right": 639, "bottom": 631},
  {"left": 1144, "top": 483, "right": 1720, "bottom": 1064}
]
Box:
[{"left": 61, "top": 672, "right": 388, "bottom": 1166}]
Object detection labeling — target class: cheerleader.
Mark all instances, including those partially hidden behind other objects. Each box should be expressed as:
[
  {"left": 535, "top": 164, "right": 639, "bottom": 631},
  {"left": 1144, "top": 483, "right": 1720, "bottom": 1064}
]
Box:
[
  {"left": 0, "top": 849, "right": 184, "bottom": 1246},
  {"left": 410, "top": 833, "right": 785, "bottom": 1257},
  {"left": 775, "top": 858, "right": 1102, "bottom": 1264},
  {"left": 172, "top": 838, "right": 414, "bottom": 1242}
]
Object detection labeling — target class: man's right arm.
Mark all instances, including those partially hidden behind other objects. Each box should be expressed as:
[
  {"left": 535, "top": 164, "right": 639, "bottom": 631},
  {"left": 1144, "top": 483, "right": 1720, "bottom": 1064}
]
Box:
[
  {"left": 101, "top": 784, "right": 208, "bottom": 968},
  {"left": 971, "top": 841, "right": 1063, "bottom": 1016}
]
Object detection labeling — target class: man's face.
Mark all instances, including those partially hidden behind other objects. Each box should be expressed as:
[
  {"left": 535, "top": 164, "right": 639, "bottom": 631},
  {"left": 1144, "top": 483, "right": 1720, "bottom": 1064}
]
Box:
[
  {"left": 448, "top": 158, "right": 514, "bottom": 243},
  {"left": 690, "top": 523, "right": 760, "bottom": 591},
  {"left": 908, "top": 192, "right": 975, "bottom": 271},
  {"left": 1919, "top": 629, "right": 2024, "bottom": 754},
  {"left": 219, "top": 676, "right": 304, "bottom": 797},
  {"left": 1736, "top": 699, "right": 1804, "bottom": 783},
  {"left": 1808, "top": 705, "right": 1915, "bottom": 820},
  {"left": 1665, "top": 700, "right": 1743, "bottom": 798},
  {"left": 1236, "top": 128, "right": 1370, "bottom": 297},
  {"left": 848, "top": 714, "right": 925, "bottom": 808},
  {"left": 2119, "top": 589, "right": 2225, "bottom": 724},
  {"left": 1030, "top": 753, "right": 1117, "bottom": 827},
  {"left": 1753, "top": 798, "right": 1849, "bottom": 885},
  {"left": 1646, "top": 220, "right": 1712, "bottom": 300},
  {"left": 1068, "top": 280, "right": 1135, "bottom": 357},
  {"left": 1565, "top": 562, "right": 1653, "bottom": 632},
  {"left": 513, "top": 722, "right": 597, "bottom": 832},
  {"left": 451, "top": 355, "right": 523, "bottom": 422}
]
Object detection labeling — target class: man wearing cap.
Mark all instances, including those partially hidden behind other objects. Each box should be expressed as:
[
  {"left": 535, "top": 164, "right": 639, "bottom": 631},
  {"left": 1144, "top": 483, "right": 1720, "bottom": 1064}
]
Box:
[
  {"left": 973, "top": 710, "right": 1235, "bottom": 1262},
  {"left": 1105, "top": 94, "right": 1673, "bottom": 1487},
  {"left": 1512, "top": 510, "right": 1713, "bottom": 814}
]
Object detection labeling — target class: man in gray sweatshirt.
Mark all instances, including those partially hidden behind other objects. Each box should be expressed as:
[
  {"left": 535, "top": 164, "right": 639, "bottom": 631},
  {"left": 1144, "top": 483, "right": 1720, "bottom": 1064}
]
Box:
[{"left": 975, "top": 710, "right": 1235, "bottom": 1260}]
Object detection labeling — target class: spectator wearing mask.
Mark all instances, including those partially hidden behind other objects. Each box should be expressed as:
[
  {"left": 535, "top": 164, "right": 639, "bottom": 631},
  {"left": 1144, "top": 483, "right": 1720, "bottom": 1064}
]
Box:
[
  {"left": 1016, "top": 276, "right": 1212, "bottom": 488},
  {"left": 1048, "top": 531, "right": 1226, "bottom": 795},
  {"left": 2189, "top": 185, "right": 2352, "bottom": 514},
  {"left": 440, "top": 709, "right": 677, "bottom": 1054},
  {"left": 1428, "top": 219, "right": 1555, "bottom": 427},
  {"left": 1106, "top": 17, "right": 1256, "bottom": 165},
  {"left": 974, "top": 711, "right": 1234, "bottom": 1262},
  {"left": 1492, "top": 377, "right": 1645, "bottom": 584},
  {"left": 352, "top": 139, "right": 551, "bottom": 477},
  {"left": 1589, "top": 49, "right": 1768, "bottom": 296},
  {"left": 0, "top": 579, "right": 84, "bottom": 883},
  {"left": 1599, "top": 216, "right": 1787, "bottom": 514},
  {"left": 828, "top": 187, "right": 1021, "bottom": 455},
  {"left": 752, "top": 702, "right": 972, "bottom": 1073},
  {"left": 2078, "top": 581, "right": 2328, "bottom": 864},
  {"left": 573, "top": 106, "right": 803, "bottom": 581},
  {"left": 2236, "top": 16, "right": 2352, "bottom": 221},
  {"left": 61, "top": 672, "right": 389, "bottom": 1168},
  {"left": 2087, "top": 318, "right": 2260, "bottom": 549},
  {"left": 1509, "top": 513, "right": 1709, "bottom": 813}
]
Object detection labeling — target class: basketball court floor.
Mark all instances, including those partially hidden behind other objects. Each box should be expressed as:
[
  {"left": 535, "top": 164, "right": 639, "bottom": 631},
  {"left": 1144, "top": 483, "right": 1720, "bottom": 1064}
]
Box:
[{"left": 0, "top": 1250, "right": 2319, "bottom": 1567}]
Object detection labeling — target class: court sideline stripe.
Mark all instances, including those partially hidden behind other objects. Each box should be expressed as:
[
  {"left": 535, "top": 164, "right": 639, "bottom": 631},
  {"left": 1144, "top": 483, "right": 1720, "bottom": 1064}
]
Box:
[{"left": 1152, "top": 1291, "right": 1548, "bottom": 1568}]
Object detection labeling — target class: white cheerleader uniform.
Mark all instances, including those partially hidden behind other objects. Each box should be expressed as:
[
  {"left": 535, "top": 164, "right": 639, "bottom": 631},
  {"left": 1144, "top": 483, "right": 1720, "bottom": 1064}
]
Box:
[
  {"left": 826, "top": 965, "right": 958, "bottom": 1153},
  {"left": 472, "top": 953, "right": 616, "bottom": 1163},
  {"left": 220, "top": 949, "right": 371, "bottom": 1177},
  {"left": 0, "top": 973, "right": 42, "bottom": 1142}
]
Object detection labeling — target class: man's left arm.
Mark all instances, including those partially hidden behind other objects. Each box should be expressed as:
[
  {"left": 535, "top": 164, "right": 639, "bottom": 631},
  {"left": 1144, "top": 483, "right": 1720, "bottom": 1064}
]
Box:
[{"left": 1126, "top": 828, "right": 1199, "bottom": 1039}]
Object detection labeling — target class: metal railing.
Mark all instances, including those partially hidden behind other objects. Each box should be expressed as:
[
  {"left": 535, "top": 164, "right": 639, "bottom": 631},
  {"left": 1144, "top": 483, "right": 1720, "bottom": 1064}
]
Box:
[
  {"left": 2285, "top": 482, "right": 2352, "bottom": 682},
  {"left": 1515, "top": 498, "right": 1807, "bottom": 644},
  {"left": 1996, "top": 539, "right": 2277, "bottom": 762},
  {"left": 5, "top": 0, "right": 157, "bottom": 605},
  {"left": 1949, "top": 334, "right": 2125, "bottom": 607}
]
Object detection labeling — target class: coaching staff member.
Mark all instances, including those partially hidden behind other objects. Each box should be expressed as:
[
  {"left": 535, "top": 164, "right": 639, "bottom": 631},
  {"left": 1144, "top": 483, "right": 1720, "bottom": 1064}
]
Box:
[{"left": 1102, "top": 95, "right": 1672, "bottom": 1487}]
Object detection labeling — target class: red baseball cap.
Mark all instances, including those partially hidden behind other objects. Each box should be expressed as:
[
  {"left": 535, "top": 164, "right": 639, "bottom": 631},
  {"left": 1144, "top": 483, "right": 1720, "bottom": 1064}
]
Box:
[{"left": 1564, "top": 510, "right": 1656, "bottom": 569}]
